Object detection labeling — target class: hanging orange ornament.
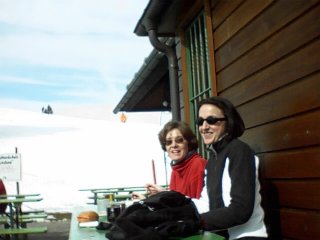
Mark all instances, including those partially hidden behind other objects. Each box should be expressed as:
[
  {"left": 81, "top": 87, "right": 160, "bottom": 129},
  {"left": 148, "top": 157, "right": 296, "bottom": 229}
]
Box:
[{"left": 120, "top": 113, "right": 127, "bottom": 123}]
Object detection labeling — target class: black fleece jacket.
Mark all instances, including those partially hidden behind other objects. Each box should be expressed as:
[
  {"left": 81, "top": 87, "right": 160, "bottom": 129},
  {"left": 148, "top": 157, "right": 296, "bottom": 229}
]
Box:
[{"left": 200, "top": 138, "right": 256, "bottom": 230}]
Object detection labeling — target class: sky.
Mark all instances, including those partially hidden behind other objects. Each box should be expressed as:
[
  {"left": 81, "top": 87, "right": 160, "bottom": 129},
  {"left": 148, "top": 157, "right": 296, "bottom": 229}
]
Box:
[
  {"left": 0, "top": 0, "right": 154, "bottom": 116},
  {"left": 0, "top": 1, "right": 174, "bottom": 212}
]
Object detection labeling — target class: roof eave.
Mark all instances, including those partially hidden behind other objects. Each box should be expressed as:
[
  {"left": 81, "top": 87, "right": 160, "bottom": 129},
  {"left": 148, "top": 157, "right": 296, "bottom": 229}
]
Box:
[{"left": 134, "top": 0, "right": 180, "bottom": 37}]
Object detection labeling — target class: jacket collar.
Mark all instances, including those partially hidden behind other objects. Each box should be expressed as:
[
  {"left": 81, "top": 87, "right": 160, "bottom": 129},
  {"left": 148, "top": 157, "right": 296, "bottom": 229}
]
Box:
[{"left": 207, "top": 135, "right": 230, "bottom": 153}]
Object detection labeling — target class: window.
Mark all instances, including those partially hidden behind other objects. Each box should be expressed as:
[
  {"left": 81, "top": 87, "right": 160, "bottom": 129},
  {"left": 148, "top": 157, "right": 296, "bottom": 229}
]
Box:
[{"left": 185, "top": 11, "right": 212, "bottom": 156}]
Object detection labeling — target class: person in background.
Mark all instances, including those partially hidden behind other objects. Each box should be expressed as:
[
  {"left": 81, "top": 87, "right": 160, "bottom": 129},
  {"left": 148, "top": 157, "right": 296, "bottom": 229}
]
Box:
[
  {"left": 197, "top": 96, "right": 268, "bottom": 239},
  {"left": 132, "top": 121, "right": 207, "bottom": 200},
  {"left": 0, "top": 179, "right": 8, "bottom": 214}
]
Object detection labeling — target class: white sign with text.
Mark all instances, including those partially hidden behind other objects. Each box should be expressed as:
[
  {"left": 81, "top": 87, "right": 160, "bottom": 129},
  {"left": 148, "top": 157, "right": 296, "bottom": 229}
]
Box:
[{"left": 0, "top": 153, "right": 22, "bottom": 181}]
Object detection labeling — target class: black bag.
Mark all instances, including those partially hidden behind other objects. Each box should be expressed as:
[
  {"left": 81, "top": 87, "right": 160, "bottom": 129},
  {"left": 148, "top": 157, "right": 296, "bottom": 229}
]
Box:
[{"left": 105, "top": 190, "right": 201, "bottom": 240}]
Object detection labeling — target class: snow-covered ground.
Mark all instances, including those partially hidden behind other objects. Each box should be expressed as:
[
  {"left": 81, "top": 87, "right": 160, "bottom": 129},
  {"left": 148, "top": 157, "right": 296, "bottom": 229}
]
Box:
[{"left": 0, "top": 106, "right": 171, "bottom": 213}]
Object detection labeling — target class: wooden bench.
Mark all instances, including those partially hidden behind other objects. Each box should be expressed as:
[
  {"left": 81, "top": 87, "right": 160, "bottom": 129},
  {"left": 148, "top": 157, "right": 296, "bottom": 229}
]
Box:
[
  {"left": 0, "top": 226, "right": 47, "bottom": 235},
  {"left": 0, "top": 194, "right": 47, "bottom": 239},
  {"left": 20, "top": 209, "right": 45, "bottom": 215},
  {"left": 18, "top": 213, "right": 47, "bottom": 220},
  {"left": 2, "top": 210, "right": 47, "bottom": 222},
  {"left": 0, "top": 217, "right": 33, "bottom": 225},
  {"left": 0, "top": 213, "right": 48, "bottom": 233}
]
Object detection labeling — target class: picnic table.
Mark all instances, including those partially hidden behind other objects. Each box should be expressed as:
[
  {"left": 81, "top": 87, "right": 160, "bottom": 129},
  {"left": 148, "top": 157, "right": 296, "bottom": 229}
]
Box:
[
  {"left": 79, "top": 185, "right": 168, "bottom": 204},
  {"left": 0, "top": 194, "right": 47, "bottom": 239}
]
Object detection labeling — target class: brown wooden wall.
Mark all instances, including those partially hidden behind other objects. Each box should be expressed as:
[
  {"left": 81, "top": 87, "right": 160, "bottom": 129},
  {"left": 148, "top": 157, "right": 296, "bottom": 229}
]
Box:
[{"left": 208, "top": 0, "right": 320, "bottom": 239}]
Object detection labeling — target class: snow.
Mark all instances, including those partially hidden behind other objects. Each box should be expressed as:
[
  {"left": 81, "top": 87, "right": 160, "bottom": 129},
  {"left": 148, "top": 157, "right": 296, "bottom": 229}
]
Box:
[{"left": 0, "top": 107, "right": 172, "bottom": 213}]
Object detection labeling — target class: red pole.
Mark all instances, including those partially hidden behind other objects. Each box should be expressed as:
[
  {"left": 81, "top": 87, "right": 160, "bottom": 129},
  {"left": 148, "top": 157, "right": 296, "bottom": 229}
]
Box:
[{"left": 152, "top": 159, "right": 157, "bottom": 184}]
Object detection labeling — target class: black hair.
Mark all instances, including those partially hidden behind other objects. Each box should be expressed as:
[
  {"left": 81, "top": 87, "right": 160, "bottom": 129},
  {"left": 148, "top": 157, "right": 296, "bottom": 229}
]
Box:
[{"left": 198, "top": 96, "right": 245, "bottom": 140}]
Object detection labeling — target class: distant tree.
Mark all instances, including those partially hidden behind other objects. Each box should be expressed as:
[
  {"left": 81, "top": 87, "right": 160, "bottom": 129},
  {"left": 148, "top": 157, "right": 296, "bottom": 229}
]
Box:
[
  {"left": 42, "top": 105, "right": 53, "bottom": 114},
  {"left": 47, "top": 105, "right": 53, "bottom": 114}
]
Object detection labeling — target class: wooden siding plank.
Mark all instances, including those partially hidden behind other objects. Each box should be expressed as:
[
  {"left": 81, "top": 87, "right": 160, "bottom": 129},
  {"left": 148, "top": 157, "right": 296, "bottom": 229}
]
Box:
[
  {"left": 211, "top": 0, "right": 245, "bottom": 30},
  {"left": 205, "top": 0, "right": 218, "bottom": 96},
  {"left": 221, "top": 39, "right": 320, "bottom": 105},
  {"left": 259, "top": 147, "right": 320, "bottom": 179},
  {"left": 280, "top": 209, "right": 320, "bottom": 239},
  {"left": 215, "top": 0, "right": 318, "bottom": 71},
  {"left": 214, "top": 0, "right": 274, "bottom": 49},
  {"left": 265, "top": 209, "right": 320, "bottom": 239},
  {"left": 241, "top": 110, "right": 320, "bottom": 152},
  {"left": 237, "top": 72, "right": 320, "bottom": 127},
  {"left": 262, "top": 180, "right": 320, "bottom": 210},
  {"left": 217, "top": 4, "right": 320, "bottom": 91}
]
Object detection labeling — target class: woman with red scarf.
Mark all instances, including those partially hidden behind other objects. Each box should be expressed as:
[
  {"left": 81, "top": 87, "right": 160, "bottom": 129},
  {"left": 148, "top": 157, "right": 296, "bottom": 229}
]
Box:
[{"left": 133, "top": 121, "right": 207, "bottom": 200}]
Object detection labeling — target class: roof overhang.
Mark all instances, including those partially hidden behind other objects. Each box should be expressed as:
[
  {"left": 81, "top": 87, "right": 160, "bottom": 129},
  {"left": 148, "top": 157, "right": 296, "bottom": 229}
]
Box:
[
  {"left": 113, "top": 49, "right": 171, "bottom": 113},
  {"left": 134, "top": 0, "right": 180, "bottom": 37},
  {"left": 113, "top": 0, "right": 183, "bottom": 114}
]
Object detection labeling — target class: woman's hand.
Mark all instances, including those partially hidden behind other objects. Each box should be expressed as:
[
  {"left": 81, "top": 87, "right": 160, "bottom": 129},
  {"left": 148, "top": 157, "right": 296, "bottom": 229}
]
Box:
[
  {"left": 131, "top": 192, "right": 146, "bottom": 200},
  {"left": 145, "top": 183, "right": 166, "bottom": 196}
]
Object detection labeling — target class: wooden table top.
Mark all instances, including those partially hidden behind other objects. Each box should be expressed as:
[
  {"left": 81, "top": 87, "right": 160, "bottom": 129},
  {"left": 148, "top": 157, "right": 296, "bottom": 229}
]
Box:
[
  {"left": 0, "top": 197, "right": 43, "bottom": 204},
  {"left": 68, "top": 205, "right": 106, "bottom": 240},
  {"left": 0, "top": 193, "right": 40, "bottom": 198}
]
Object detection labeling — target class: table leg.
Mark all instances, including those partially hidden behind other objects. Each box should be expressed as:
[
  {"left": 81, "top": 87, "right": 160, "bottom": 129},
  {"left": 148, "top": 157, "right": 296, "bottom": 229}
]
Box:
[
  {"left": 14, "top": 204, "right": 21, "bottom": 229},
  {"left": 8, "top": 203, "right": 14, "bottom": 228}
]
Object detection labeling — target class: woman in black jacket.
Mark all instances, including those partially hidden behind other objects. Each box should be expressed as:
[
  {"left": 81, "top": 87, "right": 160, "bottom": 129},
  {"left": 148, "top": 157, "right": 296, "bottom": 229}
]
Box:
[{"left": 197, "top": 96, "right": 268, "bottom": 240}]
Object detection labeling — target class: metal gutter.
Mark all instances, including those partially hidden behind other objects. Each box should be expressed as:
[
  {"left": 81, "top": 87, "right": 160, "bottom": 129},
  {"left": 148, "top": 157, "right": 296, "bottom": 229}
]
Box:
[
  {"left": 148, "top": 30, "right": 180, "bottom": 120},
  {"left": 135, "top": 0, "right": 181, "bottom": 120}
]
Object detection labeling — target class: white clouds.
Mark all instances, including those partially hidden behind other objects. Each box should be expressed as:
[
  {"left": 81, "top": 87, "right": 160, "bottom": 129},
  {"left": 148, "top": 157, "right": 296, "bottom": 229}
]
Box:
[
  {"left": 0, "top": 0, "right": 146, "bottom": 35},
  {"left": 0, "top": 21, "right": 151, "bottom": 71},
  {"left": 0, "top": 74, "right": 57, "bottom": 86},
  {"left": 0, "top": 0, "right": 153, "bottom": 107}
]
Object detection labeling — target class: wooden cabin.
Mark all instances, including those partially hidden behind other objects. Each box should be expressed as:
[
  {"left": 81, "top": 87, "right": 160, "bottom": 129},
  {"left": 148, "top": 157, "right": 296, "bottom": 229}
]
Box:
[{"left": 114, "top": 0, "right": 320, "bottom": 239}]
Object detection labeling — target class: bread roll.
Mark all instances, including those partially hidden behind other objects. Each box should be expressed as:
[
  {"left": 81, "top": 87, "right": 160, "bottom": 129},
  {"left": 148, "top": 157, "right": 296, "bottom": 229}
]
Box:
[{"left": 77, "top": 211, "right": 99, "bottom": 223}]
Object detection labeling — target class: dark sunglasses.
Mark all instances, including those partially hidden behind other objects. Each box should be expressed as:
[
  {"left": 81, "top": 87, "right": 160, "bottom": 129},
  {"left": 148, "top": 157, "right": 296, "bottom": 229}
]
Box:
[
  {"left": 165, "top": 136, "right": 185, "bottom": 146},
  {"left": 196, "top": 116, "right": 226, "bottom": 126}
]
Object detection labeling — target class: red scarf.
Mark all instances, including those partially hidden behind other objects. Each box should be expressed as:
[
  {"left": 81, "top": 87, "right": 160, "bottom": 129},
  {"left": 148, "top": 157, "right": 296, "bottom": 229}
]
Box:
[{"left": 169, "top": 152, "right": 206, "bottom": 199}]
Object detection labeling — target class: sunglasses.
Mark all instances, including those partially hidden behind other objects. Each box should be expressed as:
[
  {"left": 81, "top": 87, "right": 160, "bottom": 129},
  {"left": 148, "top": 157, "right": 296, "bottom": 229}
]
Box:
[
  {"left": 196, "top": 116, "right": 226, "bottom": 126},
  {"left": 165, "top": 136, "right": 185, "bottom": 146}
]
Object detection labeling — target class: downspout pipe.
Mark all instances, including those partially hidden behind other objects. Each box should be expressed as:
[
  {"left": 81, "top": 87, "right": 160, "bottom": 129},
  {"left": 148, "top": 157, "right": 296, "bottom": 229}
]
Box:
[
  {"left": 141, "top": 1, "right": 181, "bottom": 121},
  {"left": 148, "top": 30, "right": 180, "bottom": 121}
]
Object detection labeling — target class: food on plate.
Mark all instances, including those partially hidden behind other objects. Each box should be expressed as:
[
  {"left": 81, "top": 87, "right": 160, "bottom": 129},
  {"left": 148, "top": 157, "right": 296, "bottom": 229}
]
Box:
[{"left": 77, "top": 211, "right": 99, "bottom": 223}]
